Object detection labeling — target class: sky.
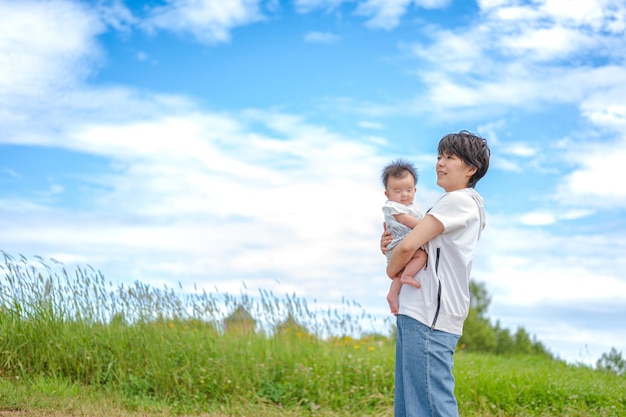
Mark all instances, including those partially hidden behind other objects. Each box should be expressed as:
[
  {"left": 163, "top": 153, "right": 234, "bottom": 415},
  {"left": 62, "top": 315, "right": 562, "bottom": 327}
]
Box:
[{"left": 1, "top": 0, "right": 626, "bottom": 365}]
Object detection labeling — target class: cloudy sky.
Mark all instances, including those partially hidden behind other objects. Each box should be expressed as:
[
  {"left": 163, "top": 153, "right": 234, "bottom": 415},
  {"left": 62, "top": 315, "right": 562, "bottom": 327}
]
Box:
[{"left": 2, "top": 0, "right": 626, "bottom": 364}]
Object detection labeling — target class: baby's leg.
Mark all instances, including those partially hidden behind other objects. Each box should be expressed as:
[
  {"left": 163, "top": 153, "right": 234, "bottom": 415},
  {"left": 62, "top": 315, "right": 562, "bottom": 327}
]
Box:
[
  {"left": 387, "top": 278, "right": 402, "bottom": 315},
  {"left": 400, "top": 249, "right": 427, "bottom": 288}
]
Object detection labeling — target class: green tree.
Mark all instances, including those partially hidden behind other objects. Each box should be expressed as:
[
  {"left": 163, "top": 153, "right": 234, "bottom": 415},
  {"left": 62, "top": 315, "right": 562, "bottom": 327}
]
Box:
[
  {"left": 459, "top": 280, "right": 496, "bottom": 353},
  {"left": 459, "top": 308, "right": 496, "bottom": 352},
  {"left": 494, "top": 320, "right": 514, "bottom": 354},
  {"left": 458, "top": 280, "right": 552, "bottom": 357},
  {"left": 597, "top": 347, "right": 625, "bottom": 375},
  {"left": 512, "top": 327, "right": 533, "bottom": 354},
  {"left": 469, "top": 280, "right": 491, "bottom": 317}
]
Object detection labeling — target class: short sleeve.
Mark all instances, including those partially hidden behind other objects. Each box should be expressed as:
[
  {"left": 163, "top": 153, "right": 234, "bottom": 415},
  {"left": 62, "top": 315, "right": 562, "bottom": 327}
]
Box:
[
  {"left": 427, "top": 192, "right": 476, "bottom": 232},
  {"left": 382, "top": 200, "right": 411, "bottom": 217}
]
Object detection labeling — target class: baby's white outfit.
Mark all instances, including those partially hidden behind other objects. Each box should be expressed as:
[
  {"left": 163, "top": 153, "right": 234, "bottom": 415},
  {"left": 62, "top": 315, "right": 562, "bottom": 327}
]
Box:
[{"left": 383, "top": 200, "right": 424, "bottom": 261}]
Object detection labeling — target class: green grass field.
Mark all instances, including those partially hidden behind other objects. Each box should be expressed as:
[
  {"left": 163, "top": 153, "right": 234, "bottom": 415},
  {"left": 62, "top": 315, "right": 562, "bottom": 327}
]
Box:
[{"left": 1, "top": 253, "right": 624, "bottom": 416}]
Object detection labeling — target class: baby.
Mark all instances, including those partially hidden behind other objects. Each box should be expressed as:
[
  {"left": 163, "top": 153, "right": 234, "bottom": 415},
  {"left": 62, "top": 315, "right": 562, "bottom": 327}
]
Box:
[{"left": 381, "top": 159, "right": 427, "bottom": 315}]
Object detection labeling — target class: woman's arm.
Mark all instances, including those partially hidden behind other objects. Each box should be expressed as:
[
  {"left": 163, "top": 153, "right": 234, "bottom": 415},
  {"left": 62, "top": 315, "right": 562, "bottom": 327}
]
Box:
[
  {"left": 381, "top": 222, "right": 393, "bottom": 255},
  {"left": 386, "top": 214, "right": 443, "bottom": 278}
]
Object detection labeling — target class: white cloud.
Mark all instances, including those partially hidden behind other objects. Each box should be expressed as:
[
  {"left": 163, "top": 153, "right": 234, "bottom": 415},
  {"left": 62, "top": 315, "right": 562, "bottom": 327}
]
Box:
[
  {"left": 294, "top": 0, "right": 346, "bottom": 13},
  {"left": 358, "top": 0, "right": 451, "bottom": 30},
  {"left": 410, "top": 27, "right": 484, "bottom": 74},
  {"left": 540, "top": 0, "right": 626, "bottom": 33},
  {"left": 491, "top": 262, "right": 626, "bottom": 307},
  {"left": 581, "top": 86, "right": 626, "bottom": 129},
  {"left": 0, "top": 0, "right": 389, "bottom": 304},
  {"left": 520, "top": 211, "right": 555, "bottom": 226},
  {"left": 481, "top": 0, "right": 626, "bottom": 61},
  {"left": 500, "top": 142, "right": 537, "bottom": 157},
  {"left": 498, "top": 26, "right": 596, "bottom": 61},
  {"left": 560, "top": 208, "right": 595, "bottom": 220},
  {"left": 402, "top": 1, "right": 626, "bottom": 123},
  {"left": 557, "top": 137, "right": 626, "bottom": 207},
  {"left": 480, "top": 0, "right": 626, "bottom": 35},
  {"left": 358, "top": 120, "right": 385, "bottom": 130},
  {"left": 96, "top": 0, "right": 136, "bottom": 31},
  {"left": 470, "top": 212, "right": 626, "bottom": 362},
  {"left": 295, "top": 0, "right": 450, "bottom": 29},
  {"left": 1, "top": 84, "right": 394, "bottom": 304},
  {"left": 478, "top": 218, "right": 626, "bottom": 306},
  {"left": 1, "top": 168, "right": 20, "bottom": 179},
  {"left": 356, "top": 0, "right": 413, "bottom": 30},
  {"left": 491, "top": 157, "right": 521, "bottom": 172},
  {"left": 318, "top": 60, "right": 600, "bottom": 122},
  {"left": 0, "top": 0, "right": 104, "bottom": 98},
  {"left": 517, "top": 208, "right": 593, "bottom": 226},
  {"left": 304, "top": 31, "right": 341, "bottom": 43},
  {"left": 136, "top": 51, "right": 150, "bottom": 62},
  {"left": 488, "top": 138, "right": 549, "bottom": 171},
  {"left": 142, "top": 0, "right": 264, "bottom": 44}
]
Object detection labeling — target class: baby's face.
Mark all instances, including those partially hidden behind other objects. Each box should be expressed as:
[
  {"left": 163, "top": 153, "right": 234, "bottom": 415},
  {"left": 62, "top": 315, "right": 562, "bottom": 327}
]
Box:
[{"left": 385, "top": 174, "right": 416, "bottom": 205}]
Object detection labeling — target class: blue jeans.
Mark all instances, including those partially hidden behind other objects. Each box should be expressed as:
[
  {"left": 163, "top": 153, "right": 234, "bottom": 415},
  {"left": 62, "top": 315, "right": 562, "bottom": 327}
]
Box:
[{"left": 395, "top": 314, "right": 460, "bottom": 417}]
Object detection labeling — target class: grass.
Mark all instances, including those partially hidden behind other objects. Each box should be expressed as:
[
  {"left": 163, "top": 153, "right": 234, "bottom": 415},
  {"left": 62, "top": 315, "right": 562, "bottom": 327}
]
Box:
[
  {"left": 455, "top": 353, "right": 625, "bottom": 416},
  {"left": 1, "top": 252, "right": 625, "bottom": 416}
]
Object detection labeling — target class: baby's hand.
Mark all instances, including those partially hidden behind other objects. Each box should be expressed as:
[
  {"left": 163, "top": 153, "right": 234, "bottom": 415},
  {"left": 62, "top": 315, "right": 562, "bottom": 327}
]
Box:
[{"left": 394, "top": 213, "right": 419, "bottom": 229}]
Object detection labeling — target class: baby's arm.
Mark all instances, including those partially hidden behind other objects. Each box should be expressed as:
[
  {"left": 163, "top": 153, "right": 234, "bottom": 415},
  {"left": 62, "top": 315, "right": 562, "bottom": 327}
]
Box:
[{"left": 394, "top": 213, "right": 420, "bottom": 229}]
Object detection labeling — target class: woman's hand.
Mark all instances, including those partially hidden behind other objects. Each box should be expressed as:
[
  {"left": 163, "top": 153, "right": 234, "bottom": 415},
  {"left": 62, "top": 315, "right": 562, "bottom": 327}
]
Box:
[{"left": 381, "top": 222, "right": 393, "bottom": 255}]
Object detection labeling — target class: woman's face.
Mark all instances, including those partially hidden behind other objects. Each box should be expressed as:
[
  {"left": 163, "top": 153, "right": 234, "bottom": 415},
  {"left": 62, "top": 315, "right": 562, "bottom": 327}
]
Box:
[{"left": 436, "top": 152, "right": 477, "bottom": 192}]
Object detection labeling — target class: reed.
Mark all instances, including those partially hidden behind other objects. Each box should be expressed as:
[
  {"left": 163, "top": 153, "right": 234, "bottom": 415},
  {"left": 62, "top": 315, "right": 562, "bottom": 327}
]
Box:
[{"left": 0, "top": 252, "right": 394, "bottom": 414}]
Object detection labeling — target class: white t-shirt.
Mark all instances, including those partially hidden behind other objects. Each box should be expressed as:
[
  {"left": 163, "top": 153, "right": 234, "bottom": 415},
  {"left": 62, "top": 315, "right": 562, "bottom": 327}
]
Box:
[{"left": 397, "top": 188, "right": 485, "bottom": 335}]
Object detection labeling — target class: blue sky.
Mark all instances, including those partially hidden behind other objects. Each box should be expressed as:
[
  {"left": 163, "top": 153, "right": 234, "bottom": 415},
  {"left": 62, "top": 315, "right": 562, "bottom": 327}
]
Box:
[{"left": 2, "top": 0, "right": 626, "bottom": 364}]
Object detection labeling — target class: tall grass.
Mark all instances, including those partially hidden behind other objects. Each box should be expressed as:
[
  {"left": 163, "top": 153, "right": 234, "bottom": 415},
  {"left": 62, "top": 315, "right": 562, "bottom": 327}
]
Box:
[
  {"left": 1, "top": 252, "right": 625, "bottom": 416},
  {"left": 0, "top": 252, "right": 394, "bottom": 414}
]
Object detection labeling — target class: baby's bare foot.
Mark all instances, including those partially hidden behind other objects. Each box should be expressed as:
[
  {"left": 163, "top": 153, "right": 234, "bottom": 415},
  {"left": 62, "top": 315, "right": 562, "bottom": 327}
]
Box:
[{"left": 400, "top": 276, "right": 421, "bottom": 289}]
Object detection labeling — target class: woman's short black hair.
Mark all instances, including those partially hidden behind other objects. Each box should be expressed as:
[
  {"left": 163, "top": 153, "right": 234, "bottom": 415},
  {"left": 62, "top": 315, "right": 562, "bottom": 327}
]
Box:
[{"left": 438, "top": 130, "right": 490, "bottom": 188}]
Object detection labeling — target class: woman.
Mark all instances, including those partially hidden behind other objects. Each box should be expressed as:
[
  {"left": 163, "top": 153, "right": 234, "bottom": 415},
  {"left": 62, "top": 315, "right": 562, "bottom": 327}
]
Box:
[{"left": 382, "top": 131, "right": 490, "bottom": 417}]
